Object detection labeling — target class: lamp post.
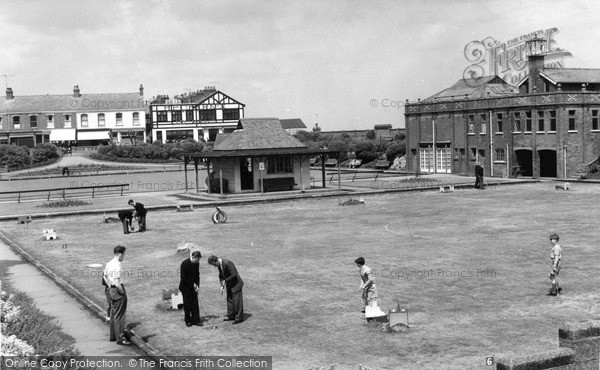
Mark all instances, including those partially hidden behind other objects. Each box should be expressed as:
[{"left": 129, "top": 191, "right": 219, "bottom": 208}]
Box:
[{"left": 432, "top": 114, "right": 437, "bottom": 174}]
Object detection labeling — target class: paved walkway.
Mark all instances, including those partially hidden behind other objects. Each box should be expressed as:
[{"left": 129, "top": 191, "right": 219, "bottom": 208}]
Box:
[{"left": 0, "top": 239, "right": 141, "bottom": 356}]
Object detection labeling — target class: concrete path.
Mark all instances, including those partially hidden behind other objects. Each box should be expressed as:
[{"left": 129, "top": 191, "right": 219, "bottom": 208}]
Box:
[{"left": 0, "top": 239, "right": 141, "bottom": 356}]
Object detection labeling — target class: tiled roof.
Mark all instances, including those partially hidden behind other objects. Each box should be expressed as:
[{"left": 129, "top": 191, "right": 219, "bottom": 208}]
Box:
[
  {"left": 280, "top": 118, "right": 307, "bottom": 129},
  {"left": 177, "top": 90, "right": 215, "bottom": 103},
  {"left": 0, "top": 92, "right": 145, "bottom": 114},
  {"left": 423, "top": 76, "right": 517, "bottom": 102},
  {"left": 214, "top": 118, "right": 307, "bottom": 151},
  {"left": 540, "top": 68, "right": 600, "bottom": 84}
]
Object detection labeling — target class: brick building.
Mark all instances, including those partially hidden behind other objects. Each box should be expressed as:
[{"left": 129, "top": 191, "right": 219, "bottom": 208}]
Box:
[{"left": 405, "top": 38, "right": 600, "bottom": 179}]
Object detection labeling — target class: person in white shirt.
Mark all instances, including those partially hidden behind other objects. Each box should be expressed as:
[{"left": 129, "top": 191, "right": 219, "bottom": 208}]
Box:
[{"left": 103, "top": 245, "right": 130, "bottom": 345}]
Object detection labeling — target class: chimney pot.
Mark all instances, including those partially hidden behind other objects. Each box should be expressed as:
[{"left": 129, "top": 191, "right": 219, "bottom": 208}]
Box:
[
  {"left": 6, "top": 87, "right": 13, "bottom": 99},
  {"left": 139, "top": 84, "right": 144, "bottom": 96},
  {"left": 73, "top": 85, "right": 80, "bottom": 98}
]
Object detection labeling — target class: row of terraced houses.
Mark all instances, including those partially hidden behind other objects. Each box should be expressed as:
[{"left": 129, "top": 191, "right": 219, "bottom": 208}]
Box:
[{"left": 0, "top": 84, "right": 306, "bottom": 149}]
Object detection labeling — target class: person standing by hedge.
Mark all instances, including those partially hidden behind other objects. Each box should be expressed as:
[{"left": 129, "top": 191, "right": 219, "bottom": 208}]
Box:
[
  {"left": 128, "top": 199, "right": 147, "bottom": 232},
  {"left": 104, "top": 245, "right": 130, "bottom": 345}
]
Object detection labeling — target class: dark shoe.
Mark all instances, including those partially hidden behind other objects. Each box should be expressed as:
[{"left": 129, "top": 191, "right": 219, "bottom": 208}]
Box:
[
  {"left": 223, "top": 317, "right": 235, "bottom": 321},
  {"left": 194, "top": 322, "right": 204, "bottom": 326},
  {"left": 558, "top": 287, "right": 563, "bottom": 293},
  {"left": 233, "top": 320, "right": 243, "bottom": 324},
  {"left": 361, "top": 309, "right": 365, "bottom": 313},
  {"left": 109, "top": 339, "right": 117, "bottom": 342},
  {"left": 117, "top": 341, "right": 132, "bottom": 346},
  {"left": 186, "top": 323, "right": 192, "bottom": 327},
  {"left": 124, "top": 232, "right": 130, "bottom": 234}
]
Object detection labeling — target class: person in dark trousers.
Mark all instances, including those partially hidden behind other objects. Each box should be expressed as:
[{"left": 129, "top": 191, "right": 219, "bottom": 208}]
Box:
[
  {"left": 128, "top": 199, "right": 147, "bottom": 232},
  {"left": 474, "top": 162, "right": 485, "bottom": 189},
  {"left": 179, "top": 251, "right": 203, "bottom": 327},
  {"left": 207, "top": 255, "right": 244, "bottom": 324},
  {"left": 103, "top": 245, "right": 130, "bottom": 345},
  {"left": 102, "top": 271, "right": 111, "bottom": 323},
  {"left": 117, "top": 210, "right": 135, "bottom": 234}
]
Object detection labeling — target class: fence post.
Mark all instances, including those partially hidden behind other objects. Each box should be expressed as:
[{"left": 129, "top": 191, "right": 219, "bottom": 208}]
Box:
[
  {"left": 62, "top": 189, "right": 66, "bottom": 199},
  {"left": 92, "top": 188, "right": 95, "bottom": 198}
]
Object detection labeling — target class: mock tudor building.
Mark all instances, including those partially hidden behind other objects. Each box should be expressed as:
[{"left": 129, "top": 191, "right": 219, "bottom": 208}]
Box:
[
  {"left": 405, "top": 38, "right": 600, "bottom": 179},
  {"left": 148, "top": 87, "right": 245, "bottom": 143},
  {"left": 0, "top": 85, "right": 146, "bottom": 148}
]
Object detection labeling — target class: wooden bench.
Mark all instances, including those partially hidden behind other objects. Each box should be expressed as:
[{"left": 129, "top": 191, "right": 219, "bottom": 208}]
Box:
[
  {"left": 348, "top": 159, "right": 362, "bottom": 168},
  {"left": 205, "top": 178, "right": 229, "bottom": 193},
  {"left": 325, "top": 159, "right": 338, "bottom": 167},
  {"left": 261, "top": 177, "right": 296, "bottom": 192},
  {"left": 512, "top": 166, "right": 525, "bottom": 177},
  {"left": 374, "top": 159, "right": 390, "bottom": 169}
]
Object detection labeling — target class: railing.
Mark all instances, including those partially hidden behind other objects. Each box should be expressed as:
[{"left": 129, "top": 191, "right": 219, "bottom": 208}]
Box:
[
  {"left": 0, "top": 183, "right": 129, "bottom": 203},
  {"left": 326, "top": 170, "right": 407, "bottom": 184}
]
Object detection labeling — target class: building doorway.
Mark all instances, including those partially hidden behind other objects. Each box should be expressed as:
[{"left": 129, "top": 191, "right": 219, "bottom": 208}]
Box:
[
  {"left": 419, "top": 145, "right": 451, "bottom": 173},
  {"left": 515, "top": 149, "right": 533, "bottom": 177},
  {"left": 538, "top": 149, "right": 557, "bottom": 178},
  {"left": 240, "top": 157, "right": 254, "bottom": 190}
]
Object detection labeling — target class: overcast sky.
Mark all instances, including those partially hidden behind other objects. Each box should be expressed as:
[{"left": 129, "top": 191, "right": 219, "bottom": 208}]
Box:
[{"left": 1, "top": 0, "right": 599, "bottom": 131}]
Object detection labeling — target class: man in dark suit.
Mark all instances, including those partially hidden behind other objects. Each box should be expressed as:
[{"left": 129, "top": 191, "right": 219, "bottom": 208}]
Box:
[
  {"left": 207, "top": 255, "right": 244, "bottom": 324},
  {"left": 117, "top": 210, "right": 134, "bottom": 234},
  {"left": 179, "top": 251, "right": 202, "bottom": 327},
  {"left": 474, "top": 162, "right": 485, "bottom": 189},
  {"left": 128, "top": 199, "right": 147, "bottom": 231}
]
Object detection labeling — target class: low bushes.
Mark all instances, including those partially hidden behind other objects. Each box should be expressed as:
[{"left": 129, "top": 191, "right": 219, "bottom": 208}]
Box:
[
  {"left": 91, "top": 140, "right": 204, "bottom": 162},
  {"left": 0, "top": 281, "right": 80, "bottom": 359},
  {"left": 294, "top": 130, "right": 406, "bottom": 165}
]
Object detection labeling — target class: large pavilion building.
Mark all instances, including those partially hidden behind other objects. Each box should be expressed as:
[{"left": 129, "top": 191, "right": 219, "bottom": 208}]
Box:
[{"left": 405, "top": 38, "right": 600, "bottom": 179}]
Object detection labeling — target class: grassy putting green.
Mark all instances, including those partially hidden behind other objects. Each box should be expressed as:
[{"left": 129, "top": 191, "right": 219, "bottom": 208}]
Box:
[{"left": 1, "top": 182, "right": 599, "bottom": 369}]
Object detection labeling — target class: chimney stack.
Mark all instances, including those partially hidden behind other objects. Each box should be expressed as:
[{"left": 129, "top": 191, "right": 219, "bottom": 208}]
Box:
[
  {"left": 6, "top": 87, "right": 13, "bottom": 100},
  {"left": 73, "top": 85, "right": 80, "bottom": 98},
  {"left": 139, "top": 84, "right": 144, "bottom": 96},
  {"left": 525, "top": 37, "right": 546, "bottom": 94}
]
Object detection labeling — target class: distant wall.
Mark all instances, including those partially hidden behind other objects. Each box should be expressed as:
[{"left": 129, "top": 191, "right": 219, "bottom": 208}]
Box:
[{"left": 311, "top": 128, "right": 405, "bottom": 141}]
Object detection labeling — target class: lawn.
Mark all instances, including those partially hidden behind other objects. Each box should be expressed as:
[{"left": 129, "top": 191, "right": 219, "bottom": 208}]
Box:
[{"left": 1, "top": 182, "right": 599, "bottom": 369}]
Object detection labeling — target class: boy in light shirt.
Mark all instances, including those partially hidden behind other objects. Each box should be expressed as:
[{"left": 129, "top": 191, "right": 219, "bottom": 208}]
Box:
[
  {"left": 547, "top": 233, "right": 563, "bottom": 296},
  {"left": 355, "top": 257, "right": 378, "bottom": 313}
]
